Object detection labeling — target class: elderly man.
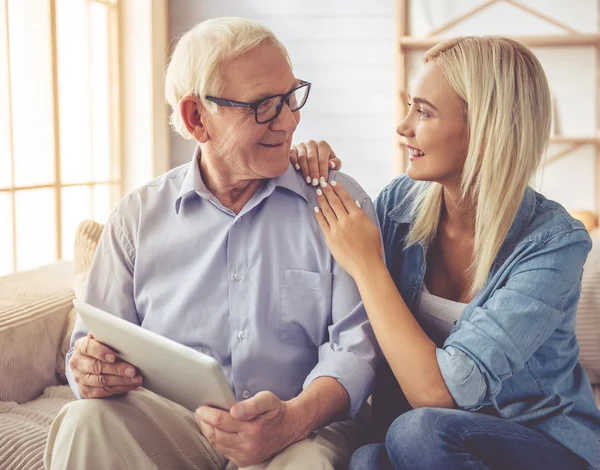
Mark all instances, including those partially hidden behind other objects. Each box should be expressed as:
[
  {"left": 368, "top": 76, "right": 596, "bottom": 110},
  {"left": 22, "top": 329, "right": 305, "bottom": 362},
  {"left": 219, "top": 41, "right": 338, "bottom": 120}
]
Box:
[{"left": 44, "top": 17, "right": 380, "bottom": 470}]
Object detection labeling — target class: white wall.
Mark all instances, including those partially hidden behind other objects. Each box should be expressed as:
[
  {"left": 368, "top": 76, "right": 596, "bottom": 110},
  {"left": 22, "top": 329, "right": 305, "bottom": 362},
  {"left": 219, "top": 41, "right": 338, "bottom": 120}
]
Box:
[
  {"left": 407, "top": 0, "right": 598, "bottom": 212},
  {"left": 168, "top": 0, "right": 395, "bottom": 198}
]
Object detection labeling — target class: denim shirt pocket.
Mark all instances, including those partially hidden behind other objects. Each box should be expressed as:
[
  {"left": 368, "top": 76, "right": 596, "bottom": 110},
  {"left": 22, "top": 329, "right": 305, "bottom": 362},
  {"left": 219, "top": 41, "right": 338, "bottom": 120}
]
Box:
[{"left": 280, "top": 269, "right": 333, "bottom": 348}]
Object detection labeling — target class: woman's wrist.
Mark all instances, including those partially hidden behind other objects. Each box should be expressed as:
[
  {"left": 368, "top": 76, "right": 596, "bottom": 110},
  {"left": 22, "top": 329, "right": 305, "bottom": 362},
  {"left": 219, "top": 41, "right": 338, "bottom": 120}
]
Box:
[{"left": 352, "top": 256, "right": 387, "bottom": 285}]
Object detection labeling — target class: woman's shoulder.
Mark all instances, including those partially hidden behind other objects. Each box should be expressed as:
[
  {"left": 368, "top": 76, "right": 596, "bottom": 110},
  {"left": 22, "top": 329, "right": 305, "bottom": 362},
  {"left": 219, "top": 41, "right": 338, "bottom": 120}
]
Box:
[
  {"left": 523, "top": 190, "right": 591, "bottom": 247},
  {"left": 375, "top": 174, "right": 421, "bottom": 220}
]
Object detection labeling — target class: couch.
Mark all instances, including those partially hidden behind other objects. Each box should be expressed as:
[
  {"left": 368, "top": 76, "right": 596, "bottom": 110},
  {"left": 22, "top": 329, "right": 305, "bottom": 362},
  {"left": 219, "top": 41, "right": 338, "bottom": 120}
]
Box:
[{"left": 1, "top": 221, "right": 599, "bottom": 469}]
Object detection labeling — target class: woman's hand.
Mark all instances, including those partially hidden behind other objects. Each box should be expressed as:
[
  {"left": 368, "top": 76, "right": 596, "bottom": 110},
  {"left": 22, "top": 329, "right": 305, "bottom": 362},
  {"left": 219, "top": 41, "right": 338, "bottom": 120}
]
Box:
[
  {"left": 290, "top": 140, "right": 342, "bottom": 186},
  {"left": 314, "top": 181, "right": 383, "bottom": 279}
]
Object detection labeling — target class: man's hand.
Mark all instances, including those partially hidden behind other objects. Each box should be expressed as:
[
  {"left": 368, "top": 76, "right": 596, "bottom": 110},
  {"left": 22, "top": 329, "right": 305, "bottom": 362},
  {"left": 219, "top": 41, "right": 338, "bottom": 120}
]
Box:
[
  {"left": 69, "top": 332, "right": 142, "bottom": 398},
  {"left": 195, "top": 391, "right": 305, "bottom": 467}
]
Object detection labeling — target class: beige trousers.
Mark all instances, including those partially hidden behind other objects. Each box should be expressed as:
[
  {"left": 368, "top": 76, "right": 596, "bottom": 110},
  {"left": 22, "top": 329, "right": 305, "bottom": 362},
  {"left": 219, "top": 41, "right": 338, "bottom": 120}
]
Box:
[{"left": 44, "top": 388, "right": 367, "bottom": 470}]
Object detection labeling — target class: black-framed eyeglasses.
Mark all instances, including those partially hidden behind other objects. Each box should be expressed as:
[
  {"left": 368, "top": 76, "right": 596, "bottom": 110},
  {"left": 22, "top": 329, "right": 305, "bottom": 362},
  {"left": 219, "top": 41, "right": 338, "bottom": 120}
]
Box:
[{"left": 205, "top": 80, "right": 311, "bottom": 124}]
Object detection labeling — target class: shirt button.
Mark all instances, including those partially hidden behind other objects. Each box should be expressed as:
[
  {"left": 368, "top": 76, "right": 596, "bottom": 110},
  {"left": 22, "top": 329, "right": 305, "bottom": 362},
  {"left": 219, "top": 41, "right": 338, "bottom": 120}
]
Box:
[
  {"left": 237, "top": 331, "right": 246, "bottom": 340},
  {"left": 242, "top": 390, "right": 250, "bottom": 399},
  {"left": 233, "top": 272, "right": 242, "bottom": 281}
]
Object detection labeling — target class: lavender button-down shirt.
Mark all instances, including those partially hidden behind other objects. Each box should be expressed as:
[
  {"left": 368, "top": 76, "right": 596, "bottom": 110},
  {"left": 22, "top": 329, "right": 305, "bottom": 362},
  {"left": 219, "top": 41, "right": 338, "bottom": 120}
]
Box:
[{"left": 66, "top": 150, "right": 381, "bottom": 417}]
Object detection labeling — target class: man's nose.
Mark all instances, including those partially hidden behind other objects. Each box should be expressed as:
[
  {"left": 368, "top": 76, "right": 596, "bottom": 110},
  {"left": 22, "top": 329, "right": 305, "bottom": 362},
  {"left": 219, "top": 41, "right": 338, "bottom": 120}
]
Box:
[{"left": 269, "top": 103, "right": 298, "bottom": 133}]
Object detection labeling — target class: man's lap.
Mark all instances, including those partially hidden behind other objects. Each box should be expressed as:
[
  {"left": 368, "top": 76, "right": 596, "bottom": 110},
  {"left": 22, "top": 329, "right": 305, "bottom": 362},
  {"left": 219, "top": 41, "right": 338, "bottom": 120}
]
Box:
[{"left": 45, "top": 388, "right": 365, "bottom": 470}]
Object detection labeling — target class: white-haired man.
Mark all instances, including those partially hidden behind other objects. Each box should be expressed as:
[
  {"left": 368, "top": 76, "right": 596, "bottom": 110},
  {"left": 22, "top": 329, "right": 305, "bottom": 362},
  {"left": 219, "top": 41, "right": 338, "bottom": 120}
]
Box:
[{"left": 44, "top": 17, "right": 380, "bottom": 469}]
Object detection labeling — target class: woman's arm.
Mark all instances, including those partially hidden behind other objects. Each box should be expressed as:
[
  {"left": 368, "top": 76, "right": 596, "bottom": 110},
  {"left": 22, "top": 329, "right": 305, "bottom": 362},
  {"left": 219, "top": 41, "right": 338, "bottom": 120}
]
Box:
[
  {"left": 315, "top": 181, "right": 592, "bottom": 412},
  {"left": 314, "top": 181, "right": 454, "bottom": 409},
  {"left": 355, "top": 259, "right": 455, "bottom": 408}
]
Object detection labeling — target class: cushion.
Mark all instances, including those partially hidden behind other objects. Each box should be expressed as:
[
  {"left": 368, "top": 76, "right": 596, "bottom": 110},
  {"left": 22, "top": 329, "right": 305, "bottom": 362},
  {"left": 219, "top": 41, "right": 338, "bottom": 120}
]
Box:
[
  {"left": 55, "top": 220, "right": 104, "bottom": 382},
  {"left": 0, "top": 262, "right": 75, "bottom": 403},
  {"left": 577, "top": 236, "right": 600, "bottom": 384},
  {"left": 0, "top": 385, "right": 74, "bottom": 469}
]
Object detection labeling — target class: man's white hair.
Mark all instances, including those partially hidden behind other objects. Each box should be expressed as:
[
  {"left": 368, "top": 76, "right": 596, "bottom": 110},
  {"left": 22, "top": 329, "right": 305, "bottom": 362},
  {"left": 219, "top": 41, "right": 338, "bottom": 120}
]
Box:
[{"left": 165, "top": 17, "right": 292, "bottom": 139}]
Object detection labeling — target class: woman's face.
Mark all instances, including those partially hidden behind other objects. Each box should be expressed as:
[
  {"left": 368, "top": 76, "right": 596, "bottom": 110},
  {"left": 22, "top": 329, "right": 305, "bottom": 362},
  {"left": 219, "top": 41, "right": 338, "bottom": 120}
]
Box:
[{"left": 398, "top": 62, "right": 469, "bottom": 187}]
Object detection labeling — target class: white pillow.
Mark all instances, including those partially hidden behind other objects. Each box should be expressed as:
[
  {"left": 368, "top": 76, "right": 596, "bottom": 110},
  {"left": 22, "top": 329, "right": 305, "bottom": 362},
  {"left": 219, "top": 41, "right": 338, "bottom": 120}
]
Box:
[{"left": 577, "top": 236, "right": 600, "bottom": 384}]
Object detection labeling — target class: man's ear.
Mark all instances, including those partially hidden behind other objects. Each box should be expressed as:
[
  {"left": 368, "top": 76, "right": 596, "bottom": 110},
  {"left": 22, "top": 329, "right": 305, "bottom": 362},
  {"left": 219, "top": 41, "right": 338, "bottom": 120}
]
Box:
[{"left": 180, "top": 96, "right": 210, "bottom": 143}]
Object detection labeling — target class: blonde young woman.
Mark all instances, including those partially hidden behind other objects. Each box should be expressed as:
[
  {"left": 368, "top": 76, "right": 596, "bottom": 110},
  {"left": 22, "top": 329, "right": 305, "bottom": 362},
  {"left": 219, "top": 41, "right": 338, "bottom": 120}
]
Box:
[{"left": 291, "top": 37, "right": 600, "bottom": 469}]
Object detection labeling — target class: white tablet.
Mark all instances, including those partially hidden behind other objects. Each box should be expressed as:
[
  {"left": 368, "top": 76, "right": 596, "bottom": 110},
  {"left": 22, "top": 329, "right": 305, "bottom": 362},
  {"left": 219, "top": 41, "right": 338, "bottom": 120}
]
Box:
[{"left": 73, "top": 299, "right": 237, "bottom": 412}]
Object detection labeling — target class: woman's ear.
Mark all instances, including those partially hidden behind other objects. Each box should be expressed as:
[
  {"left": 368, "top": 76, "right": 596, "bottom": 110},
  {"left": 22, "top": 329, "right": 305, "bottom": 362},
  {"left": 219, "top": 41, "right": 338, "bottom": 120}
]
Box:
[{"left": 180, "top": 96, "right": 209, "bottom": 143}]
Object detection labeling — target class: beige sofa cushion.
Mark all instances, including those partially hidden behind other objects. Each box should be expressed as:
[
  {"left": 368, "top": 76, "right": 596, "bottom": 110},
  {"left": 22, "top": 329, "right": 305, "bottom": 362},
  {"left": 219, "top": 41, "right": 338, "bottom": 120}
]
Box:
[
  {"left": 0, "top": 385, "right": 74, "bottom": 469},
  {"left": 0, "top": 262, "right": 75, "bottom": 403},
  {"left": 577, "top": 237, "right": 600, "bottom": 385},
  {"left": 55, "top": 220, "right": 104, "bottom": 382}
]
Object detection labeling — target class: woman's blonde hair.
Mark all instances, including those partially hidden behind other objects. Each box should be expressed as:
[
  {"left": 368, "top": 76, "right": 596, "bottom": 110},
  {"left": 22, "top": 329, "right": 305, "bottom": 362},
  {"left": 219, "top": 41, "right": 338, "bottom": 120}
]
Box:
[
  {"left": 165, "top": 17, "right": 292, "bottom": 139},
  {"left": 406, "top": 37, "right": 551, "bottom": 296}
]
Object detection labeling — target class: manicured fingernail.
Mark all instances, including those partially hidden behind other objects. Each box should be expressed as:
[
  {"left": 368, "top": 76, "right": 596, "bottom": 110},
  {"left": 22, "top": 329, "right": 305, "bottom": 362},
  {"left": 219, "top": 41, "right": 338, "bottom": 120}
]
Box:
[
  {"left": 132, "top": 376, "right": 142, "bottom": 383},
  {"left": 295, "top": 163, "right": 300, "bottom": 170},
  {"left": 330, "top": 161, "right": 336, "bottom": 169},
  {"left": 312, "top": 178, "right": 318, "bottom": 186},
  {"left": 320, "top": 177, "right": 327, "bottom": 188},
  {"left": 356, "top": 200, "right": 361, "bottom": 208},
  {"left": 126, "top": 368, "right": 135, "bottom": 377},
  {"left": 105, "top": 354, "right": 115, "bottom": 362},
  {"left": 306, "top": 176, "right": 311, "bottom": 184},
  {"left": 330, "top": 180, "right": 337, "bottom": 186},
  {"left": 314, "top": 207, "right": 320, "bottom": 213},
  {"left": 316, "top": 188, "right": 323, "bottom": 196}
]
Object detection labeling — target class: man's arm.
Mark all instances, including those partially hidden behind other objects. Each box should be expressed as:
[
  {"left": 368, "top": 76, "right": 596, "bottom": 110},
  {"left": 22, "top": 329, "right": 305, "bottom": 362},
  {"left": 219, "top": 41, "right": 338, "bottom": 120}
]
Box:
[
  {"left": 301, "top": 172, "right": 381, "bottom": 418},
  {"left": 67, "top": 209, "right": 141, "bottom": 399},
  {"left": 195, "top": 377, "right": 348, "bottom": 468}
]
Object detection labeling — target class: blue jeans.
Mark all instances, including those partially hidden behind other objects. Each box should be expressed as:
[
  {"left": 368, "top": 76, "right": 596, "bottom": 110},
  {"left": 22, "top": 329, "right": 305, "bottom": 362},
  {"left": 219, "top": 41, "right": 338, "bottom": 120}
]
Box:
[{"left": 349, "top": 408, "right": 590, "bottom": 470}]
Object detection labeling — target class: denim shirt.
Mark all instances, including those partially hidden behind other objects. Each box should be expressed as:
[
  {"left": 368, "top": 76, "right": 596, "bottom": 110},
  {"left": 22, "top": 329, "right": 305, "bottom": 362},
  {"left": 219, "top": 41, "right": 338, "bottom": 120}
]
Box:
[{"left": 373, "top": 174, "right": 600, "bottom": 469}]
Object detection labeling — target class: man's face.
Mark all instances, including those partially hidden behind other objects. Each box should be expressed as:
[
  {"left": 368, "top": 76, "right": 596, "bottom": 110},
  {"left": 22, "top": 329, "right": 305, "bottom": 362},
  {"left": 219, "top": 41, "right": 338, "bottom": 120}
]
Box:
[{"left": 203, "top": 42, "right": 300, "bottom": 180}]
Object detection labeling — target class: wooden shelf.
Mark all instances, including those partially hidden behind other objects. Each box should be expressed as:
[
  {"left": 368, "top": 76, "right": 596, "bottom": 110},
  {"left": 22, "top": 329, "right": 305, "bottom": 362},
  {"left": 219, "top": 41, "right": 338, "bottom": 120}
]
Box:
[
  {"left": 549, "top": 136, "right": 600, "bottom": 144},
  {"left": 395, "top": 136, "right": 599, "bottom": 147},
  {"left": 399, "top": 34, "right": 600, "bottom": 50}
]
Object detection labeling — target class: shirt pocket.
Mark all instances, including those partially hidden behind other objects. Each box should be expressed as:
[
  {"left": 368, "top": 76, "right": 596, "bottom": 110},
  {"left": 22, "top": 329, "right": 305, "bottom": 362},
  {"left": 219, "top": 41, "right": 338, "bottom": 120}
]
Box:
[{"left": 280, "top": 269, "right": 333, "bottom": 348}]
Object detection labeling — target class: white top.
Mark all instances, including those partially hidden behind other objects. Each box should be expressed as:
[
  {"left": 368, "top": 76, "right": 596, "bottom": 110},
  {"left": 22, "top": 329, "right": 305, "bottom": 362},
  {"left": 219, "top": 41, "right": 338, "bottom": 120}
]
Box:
[{"left": 417, "top": 284, "right": 467, "bottom": 345}]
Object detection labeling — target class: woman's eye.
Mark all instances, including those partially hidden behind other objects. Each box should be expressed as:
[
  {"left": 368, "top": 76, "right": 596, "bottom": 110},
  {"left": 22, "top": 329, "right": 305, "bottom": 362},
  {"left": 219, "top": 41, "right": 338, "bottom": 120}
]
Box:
[{"left": 417, "top": 109, "right": 429, "bottom": 118}]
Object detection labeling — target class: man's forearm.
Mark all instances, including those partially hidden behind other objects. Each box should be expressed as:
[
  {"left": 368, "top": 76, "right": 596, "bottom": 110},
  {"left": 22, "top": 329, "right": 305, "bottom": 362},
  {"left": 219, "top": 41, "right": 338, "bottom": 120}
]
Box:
[{"left": 284, "top": 377, "right": 350, "bottom": 442}]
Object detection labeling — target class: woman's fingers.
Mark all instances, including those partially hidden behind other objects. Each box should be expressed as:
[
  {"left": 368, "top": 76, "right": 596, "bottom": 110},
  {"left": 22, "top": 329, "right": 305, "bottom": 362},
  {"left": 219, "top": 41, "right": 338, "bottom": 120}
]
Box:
[
  {"left": 313, "top": 207, "right": 330, "bottom": 233},
  {"left": 305, "top": 141, "right": 320, "bottom": 186},
  {"left": 291, "top": 141, "right": 339, "bottom": 184},
  {"left": 319, "top": 183, "right": 350, "bottom": 220},
  {"left": 316, "top": 140, "right": 334, "bottom": 182},
  {"left": 294, "top": 143, "right": 311, "bottom": 183},
  {"left": 330, "top": 181, "right": 362, "bottom": 214},
  {"left": 329, "top": 156, "right": 342, "bottom": 171},
  {"left": 289, "top": 147, "right": 300, "bottom": 171},
  {"left": 315, "top": 189, "right": 338, "bottom": 226}
]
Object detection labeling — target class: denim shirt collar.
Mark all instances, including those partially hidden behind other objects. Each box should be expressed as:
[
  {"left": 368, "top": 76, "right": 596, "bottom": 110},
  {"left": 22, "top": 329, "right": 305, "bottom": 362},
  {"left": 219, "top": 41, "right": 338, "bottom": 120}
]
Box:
[{"left": 385, "top": 183, "right": 537, "bottom": 267}]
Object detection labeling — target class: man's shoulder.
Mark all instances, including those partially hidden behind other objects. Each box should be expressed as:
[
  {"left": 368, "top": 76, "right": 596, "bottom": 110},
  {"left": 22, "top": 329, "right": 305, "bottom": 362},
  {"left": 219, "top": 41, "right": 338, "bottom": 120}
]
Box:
[
  {"left": 113, "top": 164, "right": 189, "bottom": 216},
  {"left": 328, "top": 170, "right": 371, "bottom": 201}
]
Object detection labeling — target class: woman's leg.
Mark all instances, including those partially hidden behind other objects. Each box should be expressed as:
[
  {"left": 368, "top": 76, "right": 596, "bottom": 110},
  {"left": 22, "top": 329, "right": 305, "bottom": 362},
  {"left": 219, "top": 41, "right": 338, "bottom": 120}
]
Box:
[
  {"left": 348, "top": 443, "right": 392, "bottom": 470},
  {"left": 385, "top": 408, "right": 589, "bottom": 470}
]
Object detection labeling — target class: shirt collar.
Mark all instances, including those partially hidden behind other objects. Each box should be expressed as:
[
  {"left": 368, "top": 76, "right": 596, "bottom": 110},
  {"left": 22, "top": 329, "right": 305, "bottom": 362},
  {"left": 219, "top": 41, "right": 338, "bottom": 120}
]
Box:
[
  {"left": 386, "top": 180, "right": 537, "bottom": 266},
  {"left": 175, "top": 147, "right": 310, "bottom": 214},
  {"left": 175, "top": 146, "right": 210, "bottom": 214}
]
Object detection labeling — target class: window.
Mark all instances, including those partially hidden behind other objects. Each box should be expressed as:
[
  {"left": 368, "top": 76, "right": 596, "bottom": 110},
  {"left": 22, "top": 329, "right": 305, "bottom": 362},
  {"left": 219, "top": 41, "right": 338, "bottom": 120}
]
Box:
[{"left": 0, "top": 0, "right": 121, "bottom": 276}]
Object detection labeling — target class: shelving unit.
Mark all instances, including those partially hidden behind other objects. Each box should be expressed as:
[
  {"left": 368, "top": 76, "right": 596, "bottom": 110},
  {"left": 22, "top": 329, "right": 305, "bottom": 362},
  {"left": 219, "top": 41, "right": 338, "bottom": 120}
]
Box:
[{"left": 394, "top": 0, "right": 600, "bottom": 219}]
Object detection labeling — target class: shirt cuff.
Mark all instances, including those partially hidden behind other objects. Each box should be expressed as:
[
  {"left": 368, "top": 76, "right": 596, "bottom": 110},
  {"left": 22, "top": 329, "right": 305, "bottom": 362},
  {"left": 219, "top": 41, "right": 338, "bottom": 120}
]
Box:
[
  {"left": 65, "top": 348, "right": 83, "bottom": 400},
  {"left": 436, "top": 346, "right": 487, "bottom": 410},
  {"left": 303, "top": 350, "right": 375, "bottom": 418}
]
